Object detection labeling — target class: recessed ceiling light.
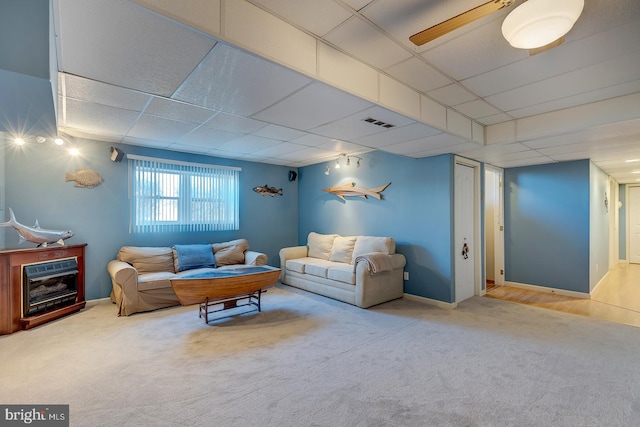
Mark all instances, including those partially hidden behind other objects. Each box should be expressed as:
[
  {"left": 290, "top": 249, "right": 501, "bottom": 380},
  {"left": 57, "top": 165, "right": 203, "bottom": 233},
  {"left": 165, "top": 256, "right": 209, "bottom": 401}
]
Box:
[{"left": 625, "top": 159, "right": 640, "bottom": 163}]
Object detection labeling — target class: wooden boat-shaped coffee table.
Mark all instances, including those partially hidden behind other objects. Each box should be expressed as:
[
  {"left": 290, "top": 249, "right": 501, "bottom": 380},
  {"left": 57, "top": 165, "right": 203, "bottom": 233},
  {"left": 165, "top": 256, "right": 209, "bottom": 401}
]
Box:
[{"left": 170, "top": 265, "right": 281, "bottom": 323}]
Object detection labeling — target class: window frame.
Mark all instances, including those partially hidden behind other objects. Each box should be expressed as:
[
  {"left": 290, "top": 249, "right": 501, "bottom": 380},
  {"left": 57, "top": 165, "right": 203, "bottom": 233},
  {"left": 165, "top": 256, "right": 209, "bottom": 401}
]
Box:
[{"left": 128, "top": 155, "right": 241, "bottom": 233}]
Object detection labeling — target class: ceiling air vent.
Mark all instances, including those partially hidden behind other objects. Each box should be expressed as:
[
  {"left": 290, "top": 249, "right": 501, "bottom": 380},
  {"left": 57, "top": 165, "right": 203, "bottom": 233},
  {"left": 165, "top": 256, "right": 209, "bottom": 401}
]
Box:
[{"left": 363, "top": 117, "right": 395, "bottom": 129}]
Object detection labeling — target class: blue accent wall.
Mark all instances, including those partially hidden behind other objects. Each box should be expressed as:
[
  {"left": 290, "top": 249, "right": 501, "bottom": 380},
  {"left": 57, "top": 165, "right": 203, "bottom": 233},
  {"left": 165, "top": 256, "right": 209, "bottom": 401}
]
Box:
[
  {"left": 3, "top": 138, "right": 298, "bottom": 300},
  {"left": 504, "top": 160, "right": 590, "bottom": 293},
  {"left": 298, "top": 151, "right": 455, "bottom": 303}
]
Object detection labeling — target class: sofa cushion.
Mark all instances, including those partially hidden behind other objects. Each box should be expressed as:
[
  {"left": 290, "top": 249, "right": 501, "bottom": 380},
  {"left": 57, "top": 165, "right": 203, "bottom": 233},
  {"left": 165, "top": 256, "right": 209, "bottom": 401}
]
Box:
[
  {"left": 213, "top": 239, "right": 248, "bottom": 266},
  {"left": 351, "top": 236, "right": 395, "bottom": 264},
  {"left": 307, "top": 232, "right": 338, "bottom": 260},
  {"left": 286, "top": 257, "right": 322, "bottom": 274},
  {"left": 137, "top": 271, "right": 175, "bottom": 291},
  {"left": 330, "top": 236, "right": 357, "bottom": 264},
  {"left": 118, "top": 246, "right": 175, "bottom": 274},
  {"left": 172, "top": 244, "right": 216, "bottom": 272},
  {"left": 306, "top": 261, "right": 346, "bottom": 279},
  {"left": 327, "top": 265, "right": 356, "bottom": 284}
]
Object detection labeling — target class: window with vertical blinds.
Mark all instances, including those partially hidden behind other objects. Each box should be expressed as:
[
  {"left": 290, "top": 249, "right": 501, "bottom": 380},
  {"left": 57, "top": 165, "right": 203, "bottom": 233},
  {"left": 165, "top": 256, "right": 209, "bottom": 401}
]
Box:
[{"left": 128, "top": 155, "right": 240, "bottom": 233}]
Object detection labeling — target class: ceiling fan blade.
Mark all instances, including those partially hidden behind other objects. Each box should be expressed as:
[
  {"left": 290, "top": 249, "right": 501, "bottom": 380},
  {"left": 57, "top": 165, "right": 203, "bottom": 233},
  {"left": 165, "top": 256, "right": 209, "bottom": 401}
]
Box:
[
  {"left": 529, "top": 36, "right": 565, "bottom": 55},
  {"left": 410, "top": 0, "right": 512, "bottom": 46}
]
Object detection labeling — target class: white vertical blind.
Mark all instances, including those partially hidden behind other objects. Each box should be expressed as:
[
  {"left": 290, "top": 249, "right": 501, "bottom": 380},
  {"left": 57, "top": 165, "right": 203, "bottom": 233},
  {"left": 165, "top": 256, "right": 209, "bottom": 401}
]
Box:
[{"left": 128, "top": 156, "right": 240, "bottom": 233}]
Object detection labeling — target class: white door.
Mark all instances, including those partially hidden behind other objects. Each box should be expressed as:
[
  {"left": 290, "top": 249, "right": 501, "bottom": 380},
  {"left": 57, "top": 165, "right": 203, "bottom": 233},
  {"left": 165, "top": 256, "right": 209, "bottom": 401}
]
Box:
[
  {"left": 630, "top": 186, "right": 640, "bottom": 264},
  {"left": 455, "top": 163, "right": 475, "bottom": 302}
]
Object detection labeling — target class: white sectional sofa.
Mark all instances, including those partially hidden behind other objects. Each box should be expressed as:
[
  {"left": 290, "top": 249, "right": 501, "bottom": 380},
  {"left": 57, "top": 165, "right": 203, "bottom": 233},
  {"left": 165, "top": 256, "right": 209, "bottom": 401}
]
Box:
[{"left": 279, "top": 232, "right": 406, "bottom": 308}]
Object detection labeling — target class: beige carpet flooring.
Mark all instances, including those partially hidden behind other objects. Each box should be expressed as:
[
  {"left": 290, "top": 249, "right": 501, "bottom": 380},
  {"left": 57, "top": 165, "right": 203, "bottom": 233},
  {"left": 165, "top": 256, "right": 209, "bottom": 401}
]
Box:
[{"left": 2, "top": 284, "right": 640, "bottom": 426}]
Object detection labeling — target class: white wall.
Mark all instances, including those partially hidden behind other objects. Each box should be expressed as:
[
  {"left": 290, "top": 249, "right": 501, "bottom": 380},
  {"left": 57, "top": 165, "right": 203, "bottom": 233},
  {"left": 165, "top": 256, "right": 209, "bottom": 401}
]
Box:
[
  {"left": 485, "top": 170, "right": 497, "bottom": 281},
  {"left": 589, "top": 162, "right": 611, "bottom": 291}
]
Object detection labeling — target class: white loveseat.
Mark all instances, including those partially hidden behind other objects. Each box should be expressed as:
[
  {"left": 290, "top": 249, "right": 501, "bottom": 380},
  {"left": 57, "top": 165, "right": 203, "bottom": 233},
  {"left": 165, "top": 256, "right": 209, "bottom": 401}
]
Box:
[{"left": 279, "top": 232, "right": 406, "bottom": 308}]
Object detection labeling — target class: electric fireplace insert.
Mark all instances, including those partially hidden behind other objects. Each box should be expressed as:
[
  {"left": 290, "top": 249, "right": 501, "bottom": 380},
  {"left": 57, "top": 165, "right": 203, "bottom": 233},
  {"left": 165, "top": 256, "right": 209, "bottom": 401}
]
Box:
[{"left": 22, "top": 258, "right": 79, "bottom": 317}]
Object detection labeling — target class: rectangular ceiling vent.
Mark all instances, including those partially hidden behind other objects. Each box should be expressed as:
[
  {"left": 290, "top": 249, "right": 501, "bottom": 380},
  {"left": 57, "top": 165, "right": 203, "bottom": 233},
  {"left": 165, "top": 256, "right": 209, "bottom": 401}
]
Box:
[{"left": 363, "top": 117, "right": 395, "bottom": 129}]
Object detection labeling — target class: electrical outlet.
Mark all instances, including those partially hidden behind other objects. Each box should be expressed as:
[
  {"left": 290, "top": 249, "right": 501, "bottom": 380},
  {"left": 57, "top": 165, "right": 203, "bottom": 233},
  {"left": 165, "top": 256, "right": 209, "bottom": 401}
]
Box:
[{"left": 403, "top": 272, "right": 409, "bottom": 280}]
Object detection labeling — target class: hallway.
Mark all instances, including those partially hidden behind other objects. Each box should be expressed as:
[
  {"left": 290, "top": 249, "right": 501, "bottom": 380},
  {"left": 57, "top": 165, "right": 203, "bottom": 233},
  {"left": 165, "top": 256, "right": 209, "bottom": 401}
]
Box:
[{"left": 486, "top": 263, "right": 640, "bottom": 328}]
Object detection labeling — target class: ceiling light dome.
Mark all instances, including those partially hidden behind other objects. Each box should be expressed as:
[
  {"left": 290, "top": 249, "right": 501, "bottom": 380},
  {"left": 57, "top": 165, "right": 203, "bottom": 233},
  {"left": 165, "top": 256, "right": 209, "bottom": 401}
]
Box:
[{"left": 502, "top": 0, "right": 584, "bottom": 49}]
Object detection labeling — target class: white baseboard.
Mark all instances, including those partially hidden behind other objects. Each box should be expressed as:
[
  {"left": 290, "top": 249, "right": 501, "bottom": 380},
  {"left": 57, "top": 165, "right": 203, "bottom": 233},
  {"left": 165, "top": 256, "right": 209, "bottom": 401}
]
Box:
[
  {"left": 590, "top": 270, "right": 610, "bottom": 295},
  {"left": 504, "top": 281, "right": 590, "bottom": 299},
  {"left": 404, "top": 293, "right": 457, "bottom": 309}
]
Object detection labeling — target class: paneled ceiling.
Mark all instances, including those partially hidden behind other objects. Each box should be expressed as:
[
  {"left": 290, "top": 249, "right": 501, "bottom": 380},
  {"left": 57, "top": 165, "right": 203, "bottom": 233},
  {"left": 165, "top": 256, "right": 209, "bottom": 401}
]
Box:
[{"left": 51, "top": 0, "right": 640, "bottom": 182}]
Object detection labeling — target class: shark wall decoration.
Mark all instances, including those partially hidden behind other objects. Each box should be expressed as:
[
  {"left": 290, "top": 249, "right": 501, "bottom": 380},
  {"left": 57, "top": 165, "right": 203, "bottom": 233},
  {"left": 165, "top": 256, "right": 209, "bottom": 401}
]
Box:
[
  {"left": 322, "top": 182, "right": 391, "bottom": 201},
  {"left": 0, "top": 208, "right": 74, "bottom": 247}
]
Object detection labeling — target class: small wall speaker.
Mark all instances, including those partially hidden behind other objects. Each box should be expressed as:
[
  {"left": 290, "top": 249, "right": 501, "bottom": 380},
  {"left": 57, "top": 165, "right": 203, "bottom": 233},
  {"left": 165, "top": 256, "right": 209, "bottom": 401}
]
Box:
[
  {"left": 110, "top": 147, "right": 125, "bottom": 162},
  {"left": 288, "top": 170, "right": 297, "bottom": 182}
]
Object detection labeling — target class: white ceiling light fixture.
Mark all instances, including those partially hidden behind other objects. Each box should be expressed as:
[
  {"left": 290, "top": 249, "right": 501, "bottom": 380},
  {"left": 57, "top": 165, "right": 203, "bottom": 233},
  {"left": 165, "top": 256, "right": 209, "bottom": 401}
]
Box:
[{"left": 502, "top": 0, "right": 584, "bottom": 49}]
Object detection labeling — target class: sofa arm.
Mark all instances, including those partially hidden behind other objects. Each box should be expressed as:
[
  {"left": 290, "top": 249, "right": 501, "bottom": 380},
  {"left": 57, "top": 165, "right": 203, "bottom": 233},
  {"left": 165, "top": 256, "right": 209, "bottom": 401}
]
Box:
[
  {"left": 278, "top": 246, "right": 308, "bottom": 283},
  {"left": 245, "top": 250, "right": 267, "bottom": 266},
  {"left": 354, "top": 253, "right": 406, "bottom": 308},
  {"left": 107, "top": 260, "right": 138, "bottom": 315}
]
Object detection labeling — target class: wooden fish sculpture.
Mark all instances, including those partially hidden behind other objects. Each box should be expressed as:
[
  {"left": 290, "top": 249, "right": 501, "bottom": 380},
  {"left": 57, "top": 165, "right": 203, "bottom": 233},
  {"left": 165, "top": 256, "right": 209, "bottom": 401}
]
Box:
[
  {"left": 65, "top": 168, "right": 104, "bottom": 188},
  {"left": 253, "top": 184, "right": 283, "bottom": 197},
  {"left": 323, "top": 182, "right": 391, "bottom": 201},
  {"left": 0, "top": 208, "right": 73, "bottom": 247}
]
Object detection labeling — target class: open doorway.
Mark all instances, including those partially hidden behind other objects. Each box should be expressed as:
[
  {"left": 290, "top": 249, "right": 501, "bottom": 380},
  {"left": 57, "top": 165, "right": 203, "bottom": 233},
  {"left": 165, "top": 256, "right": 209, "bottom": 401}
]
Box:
[{"left": 484, "top": 166, "right": 504, "bottom": 290}]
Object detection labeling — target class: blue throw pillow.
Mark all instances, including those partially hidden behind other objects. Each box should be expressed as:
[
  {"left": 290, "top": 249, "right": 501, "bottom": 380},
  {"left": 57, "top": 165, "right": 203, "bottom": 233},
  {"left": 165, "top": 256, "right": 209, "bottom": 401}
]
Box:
[{"left": 173, "top": 244, "right": 216, "bottom": 272}]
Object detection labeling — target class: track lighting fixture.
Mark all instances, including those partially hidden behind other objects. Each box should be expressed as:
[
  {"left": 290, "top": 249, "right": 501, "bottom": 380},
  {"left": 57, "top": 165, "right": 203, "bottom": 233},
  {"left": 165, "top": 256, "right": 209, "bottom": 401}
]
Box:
[{"left": 324, "top": 153, "right": 363, "bottom": 174}]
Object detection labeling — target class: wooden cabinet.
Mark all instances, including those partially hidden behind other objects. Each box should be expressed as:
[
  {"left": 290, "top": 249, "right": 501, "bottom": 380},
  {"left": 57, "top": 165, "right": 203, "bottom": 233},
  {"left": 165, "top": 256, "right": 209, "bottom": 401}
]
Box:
[{"left": 0, "top": 244, "right": 86, "bottom": 335}]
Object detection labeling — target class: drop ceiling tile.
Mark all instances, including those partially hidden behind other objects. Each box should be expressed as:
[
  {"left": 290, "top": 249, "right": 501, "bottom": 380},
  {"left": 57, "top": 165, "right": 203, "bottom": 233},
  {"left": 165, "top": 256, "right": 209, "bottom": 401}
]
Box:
[
  {"left": 205, "top": 112, "right": 268, "bottom": 134},
  {"left": 316, "top": 139, "right": 370, "bottom": 154},
  {"left": 63, "top": 98, "right": 140, "bottom": 136},
  {"left": 323, "top": 17, "right": 412, "bottom": 69},
  {"left": 419, "top": 7, "right": 524, "bottom": 80},
  {"left": 461, "top": 20, "right": 640, "bottom": 98},
  {"left": 121, "top": 136, "right": 172, "bottom": 149},
  {"left": 454, "top": 100, "right": 500, "bottom": 119},
  {"left": 131, "top": 0, "right": 221, "bottom": 37},
  {"left": 413, "top": 141, "right": 480, "bottom": 158},
  {"left": 178, "top": 126, "right": 245, "bottom": 148},
  {"left": 342, "top": 0, "right": 374, "bottom": 11},
  {"left": 382, "top": 132, "right": 465, "bottom": 155},
  {"left": 353, "top": 122, "right": 441, "bottom": 148},
  {"left": 462, "top": 143, "right": 531, "bottom": 160},
  {"left": 277, "top": 146, "right": 335, "bottom": 162},
  {"left": 427, "top": 84, "right": 476, "bottom": 107},
  {"left": 143, "top": 97, "right": 217, "bottom": 124},
  {"left": 252, "top": 124, "right": 307, "bottom": 141},
  {"left": 218, "top": 134, "right": 282, "bottom": 154},
  {"left": 127, "top": 115, "right": 199, "bottom": 142},
  {"left": 253, "top": 82, "right": 372, "bottom": 130},
  {"left": 385, "top": 58, "right": 453, "bottom": 93},
  {"left": 506, "top": 79, "right": 640, "bottom": 119},
  {"left": 487, "top": 51, "right": 640, "bottom": 112},
  {"left": 173, "top": 43, "right": 312, "bottom": 116},
  {"left": 60, "top": 73, "right": 150, "bottom": 111},
  {"left": 290, "top": 134, "right": 335, "bottom": 147},
  {"left": 57, "top": 0, "right": 217, "bottom": 97},
  {"left": 252, "top": 142, "right": 307, "bottom": 157},
  {"left": 164, "top": 143, "right": 210, "bottom": 155},
  {"left": 250, "top": 0, "right": 351, "bottom": 37},
  {"left": 479, "top": 150, "right": 546, "bottom": 164}
]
